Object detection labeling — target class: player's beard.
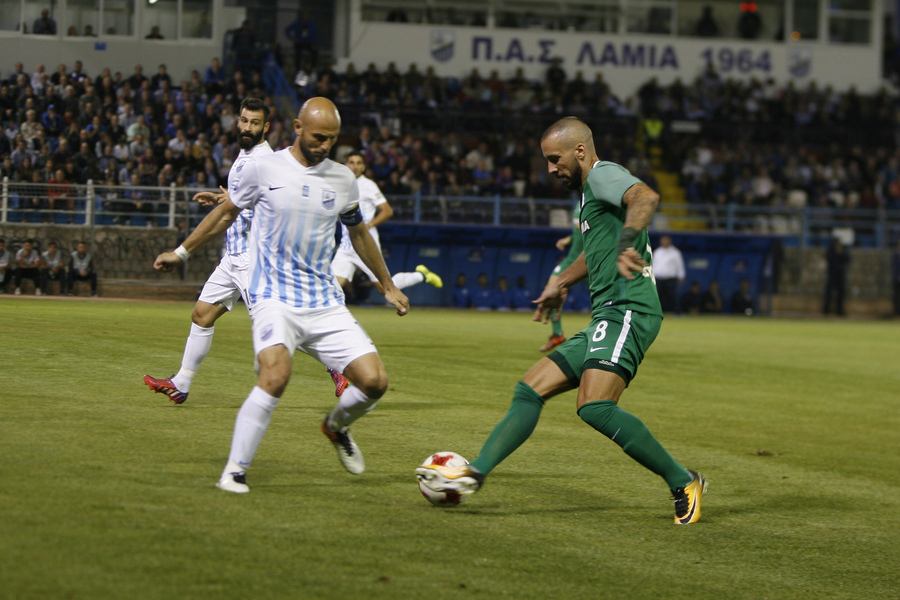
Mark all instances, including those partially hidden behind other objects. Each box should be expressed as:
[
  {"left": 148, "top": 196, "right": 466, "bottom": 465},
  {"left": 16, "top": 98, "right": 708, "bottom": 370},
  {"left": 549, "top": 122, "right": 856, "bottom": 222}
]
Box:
[
  {"left": 565, "top": 161, "right": 583, "bottom": 190},
  {"left": 299, "top": 138, "right": 327, "bottom": 165},
  {"left": 238, "top": 129, "right": 263, "bottom": 151}
]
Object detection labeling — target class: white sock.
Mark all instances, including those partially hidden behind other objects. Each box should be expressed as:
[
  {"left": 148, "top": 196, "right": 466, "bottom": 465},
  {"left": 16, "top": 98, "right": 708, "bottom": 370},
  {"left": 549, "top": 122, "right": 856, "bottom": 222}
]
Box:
[
  {"left": 172, "top": 324, "right": 214, "bottom": 391},
  {"left": 392, "top": 271, "right": 425, "bottom": 290},
  {"left": 327, "top": 386, "right": 378, "bottom": 431},
  {"left": 226, "top": 386, "right": 280, "bottom": 472}
]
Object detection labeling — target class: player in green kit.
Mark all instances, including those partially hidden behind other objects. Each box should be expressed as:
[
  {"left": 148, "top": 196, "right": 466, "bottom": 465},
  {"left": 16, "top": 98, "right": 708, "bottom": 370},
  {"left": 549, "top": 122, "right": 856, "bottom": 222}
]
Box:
[
  {"left": 418, "top": 117, "right": 707, "bottom": 524},
  {"left": 539, "top": 209, "right": 583, "bottom": 352}
]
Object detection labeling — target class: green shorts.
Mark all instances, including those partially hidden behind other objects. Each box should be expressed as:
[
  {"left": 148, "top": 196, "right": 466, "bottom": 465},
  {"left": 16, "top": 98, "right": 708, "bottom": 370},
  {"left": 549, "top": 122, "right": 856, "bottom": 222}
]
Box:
[{"left": 548, "top": 307, "right": 661, "bottom": 387}]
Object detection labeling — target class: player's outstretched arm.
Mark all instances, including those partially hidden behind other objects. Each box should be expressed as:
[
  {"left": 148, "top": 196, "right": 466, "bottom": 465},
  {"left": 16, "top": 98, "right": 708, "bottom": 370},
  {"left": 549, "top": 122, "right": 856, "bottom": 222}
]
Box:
[
  {"left": 193, "top": 185, "right": 229, "bottom": 207},
  {"left": 347, "top": 221, "right": 409, "bottom": 316},
  {"left": 617, "top": 182, "right": 659, "bottom": 280},
  {"left": 153, "top": 199, "right": 241, "bottom": 272},
  {"left": 532, "top": 252, "right": 587, "bottom": 323}
]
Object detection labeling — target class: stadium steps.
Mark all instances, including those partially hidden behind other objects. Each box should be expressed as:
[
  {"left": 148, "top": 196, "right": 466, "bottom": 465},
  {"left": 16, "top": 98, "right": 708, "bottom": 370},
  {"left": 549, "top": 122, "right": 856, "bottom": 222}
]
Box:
[{"left": 652, "top": 169, "right": 707, "bottom": 231}]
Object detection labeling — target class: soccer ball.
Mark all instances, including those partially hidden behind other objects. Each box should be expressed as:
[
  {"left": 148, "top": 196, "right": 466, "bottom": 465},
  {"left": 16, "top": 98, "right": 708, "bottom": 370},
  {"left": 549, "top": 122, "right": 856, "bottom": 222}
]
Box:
[{"left": 418, "top": 451, "right": 468, "bottom": 506}]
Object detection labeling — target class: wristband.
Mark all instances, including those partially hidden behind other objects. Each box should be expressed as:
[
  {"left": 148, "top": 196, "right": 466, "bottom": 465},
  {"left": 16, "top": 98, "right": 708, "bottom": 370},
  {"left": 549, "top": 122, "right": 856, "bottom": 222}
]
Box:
[
  {"left": 174, "top": 245, "right": 191, "bottom": 262},
  {"left": 615, "top": 227, "right": 640, "bottom": 256}
]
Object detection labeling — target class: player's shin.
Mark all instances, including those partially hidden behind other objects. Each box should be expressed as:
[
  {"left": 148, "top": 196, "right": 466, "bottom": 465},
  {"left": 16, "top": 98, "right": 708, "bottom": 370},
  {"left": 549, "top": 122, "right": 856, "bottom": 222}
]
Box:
[
  {"left": 226, "top": 386, "right": 280, "bottom": 473},
  {"left": 173, "top": 324, "right": 214, "bottom": 391},
  {"left": 578, "top": 400, "right": 692, "bottom": 490},
  {"left": 551, "top": 309, "right": 563, "bottom": 336},
  {"left": 391, "top": 271, "right": 425, "bottom": 290},
  {"left": 468, "top": 381, "right": 545, "bottom": 476},
  {"left": 327, "top": 386, "right": 377, "bottom": 430}
]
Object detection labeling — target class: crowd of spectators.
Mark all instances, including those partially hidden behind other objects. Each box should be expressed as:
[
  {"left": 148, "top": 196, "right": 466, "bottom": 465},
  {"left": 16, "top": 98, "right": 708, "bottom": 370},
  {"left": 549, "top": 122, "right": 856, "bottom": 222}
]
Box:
[{"left": 1, "top": 54, "right": 900, "bottom": 231}]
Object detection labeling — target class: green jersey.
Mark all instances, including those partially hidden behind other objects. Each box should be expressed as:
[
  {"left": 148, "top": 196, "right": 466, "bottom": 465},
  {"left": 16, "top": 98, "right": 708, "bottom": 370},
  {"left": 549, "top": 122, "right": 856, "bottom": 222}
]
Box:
[
  {"left": 578, "top": 161, "right": 662, "bottom": 318},
  {"left": 555, "top": 199, "right": 585, "bottom": 274}
]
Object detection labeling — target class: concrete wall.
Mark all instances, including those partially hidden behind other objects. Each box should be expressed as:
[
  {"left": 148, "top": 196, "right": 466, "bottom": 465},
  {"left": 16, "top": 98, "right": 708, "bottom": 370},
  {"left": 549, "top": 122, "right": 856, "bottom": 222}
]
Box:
[{"left": 0, "top": 222, "right": 223, "bottom": 291}]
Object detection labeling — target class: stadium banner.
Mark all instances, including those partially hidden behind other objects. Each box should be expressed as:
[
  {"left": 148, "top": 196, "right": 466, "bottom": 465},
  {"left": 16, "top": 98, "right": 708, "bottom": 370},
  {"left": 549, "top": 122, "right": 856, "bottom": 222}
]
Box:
[{"left": 343, "top": 22, "right": 879, "bottom": 98}]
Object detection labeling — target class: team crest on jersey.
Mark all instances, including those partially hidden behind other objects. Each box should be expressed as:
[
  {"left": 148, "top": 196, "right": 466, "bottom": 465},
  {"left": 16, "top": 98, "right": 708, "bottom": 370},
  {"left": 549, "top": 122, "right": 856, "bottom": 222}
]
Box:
[
  {"left": 231, "top": 177, "right": 241, "bottom": 191},
  {"left": 322, "top": 190, "right": 336, "bottom": 210},
  {"left": 302, "top": 185, "right": 309, "bottom": 197}
]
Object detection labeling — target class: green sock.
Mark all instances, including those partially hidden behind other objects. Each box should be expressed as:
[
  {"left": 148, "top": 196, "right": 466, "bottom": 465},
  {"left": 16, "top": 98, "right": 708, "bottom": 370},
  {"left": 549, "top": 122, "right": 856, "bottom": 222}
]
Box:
[
  {"left": 577, "top": 400, "right": 692, "bottom": 490},
  {"left": 470, "top": 382, "right": 545, "bottom": 475},
  {"left": 551, "top": 309, "right": 563, "bottom": 336}
]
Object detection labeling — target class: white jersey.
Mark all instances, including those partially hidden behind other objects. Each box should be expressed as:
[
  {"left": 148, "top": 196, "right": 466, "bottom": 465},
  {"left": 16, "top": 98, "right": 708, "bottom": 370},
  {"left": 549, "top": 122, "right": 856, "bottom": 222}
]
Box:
[
  {"left": 230, "top": 149, "right": 360, "bottom": 309},
  {"left": 225, "top": 141, "right": 273, "bottom": 256},
  {"left": 338, "top": 174, "right": 387, "bottom": 251}
]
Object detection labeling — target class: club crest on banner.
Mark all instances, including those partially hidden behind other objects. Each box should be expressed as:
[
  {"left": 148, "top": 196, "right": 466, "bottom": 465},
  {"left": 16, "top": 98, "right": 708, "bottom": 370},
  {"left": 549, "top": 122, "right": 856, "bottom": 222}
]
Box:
[
  {"left": 788, "top": 47, "right": 812, "bottom": 79},
  {"left": 431, "top": 30, "right": 455, "bottom": 62}
]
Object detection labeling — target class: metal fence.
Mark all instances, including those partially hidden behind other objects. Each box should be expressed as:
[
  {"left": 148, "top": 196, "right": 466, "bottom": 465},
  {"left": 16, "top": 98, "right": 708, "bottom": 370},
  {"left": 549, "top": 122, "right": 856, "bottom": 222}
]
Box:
[{"left": 3, "top": 179, "right": 898, "bottom": 248}]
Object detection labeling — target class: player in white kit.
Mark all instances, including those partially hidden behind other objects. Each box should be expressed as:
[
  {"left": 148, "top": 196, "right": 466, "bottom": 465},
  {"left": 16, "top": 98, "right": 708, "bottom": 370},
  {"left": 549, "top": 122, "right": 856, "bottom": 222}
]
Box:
[
  {"left": 326, "top": 150, "right": 443, "bottom": 396},
  {"left": 153, "top": 98, "right": 409, "bottom": 494},
  {"left": 143, "top": 98, "right": 272, "bottom": 404}
]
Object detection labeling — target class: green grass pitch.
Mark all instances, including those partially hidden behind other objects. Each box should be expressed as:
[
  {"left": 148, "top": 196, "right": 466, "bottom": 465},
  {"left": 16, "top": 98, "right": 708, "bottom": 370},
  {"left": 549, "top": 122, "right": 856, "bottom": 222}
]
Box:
[{"left": 1, "top": 298, "right": 898, "bottom": 599}]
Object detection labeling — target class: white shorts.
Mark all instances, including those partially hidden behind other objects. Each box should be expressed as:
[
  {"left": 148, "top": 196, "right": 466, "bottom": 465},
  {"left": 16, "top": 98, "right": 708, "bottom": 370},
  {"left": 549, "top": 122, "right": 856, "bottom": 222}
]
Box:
[
  {"left": 250, "top": 300, "right": 377, "bottom": 372},
  {"left": 331, "top": 246, "right": 377, "bottom": 283},
  {"left": 198, "top": 253, "right": 251, "bottom": 312}
]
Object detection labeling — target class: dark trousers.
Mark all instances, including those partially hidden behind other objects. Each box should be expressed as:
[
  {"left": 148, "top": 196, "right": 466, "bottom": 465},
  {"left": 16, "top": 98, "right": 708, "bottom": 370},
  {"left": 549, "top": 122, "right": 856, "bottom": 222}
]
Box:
[
  {"left": 41, "top": 268, "right": 65, "bottom": 293},
  {"left": 893, "top": 282, "right": 900, "bottom": 316},
  {"left": 293, "top": 41, "right": 318, "bottom": 71},
  {"left": 67, "top": 270, "right": 98, "bottom": 294},
  {"left": 15, "top": 267, "right": 41, "bottom": 288},
  {"left": 657, "top": 277, "right": 680, "bottom": 313},
  {"left": 823, "top": 276, "right": 846, "bottom": 315},
  {"left": 0, "top": 268, "right": 9, "bottom": 291}
]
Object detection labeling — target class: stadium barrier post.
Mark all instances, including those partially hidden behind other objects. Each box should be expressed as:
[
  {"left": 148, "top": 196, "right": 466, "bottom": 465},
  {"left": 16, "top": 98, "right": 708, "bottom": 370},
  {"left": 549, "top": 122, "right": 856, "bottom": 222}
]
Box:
[
  {"left": 168, "top": 183, "right": 177, "bottom": 228},
  {"left": 85, "top": 180, "right": 94, "bottom": 226},
  {"left": 1, "top": 176, "right": 7, "bottom": 223}
]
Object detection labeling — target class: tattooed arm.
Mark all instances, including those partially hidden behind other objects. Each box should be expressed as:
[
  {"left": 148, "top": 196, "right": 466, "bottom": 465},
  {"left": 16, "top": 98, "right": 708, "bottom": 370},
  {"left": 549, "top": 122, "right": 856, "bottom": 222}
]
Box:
[{"left": 617, "top": 182, "right": 660, "bottom": 280}]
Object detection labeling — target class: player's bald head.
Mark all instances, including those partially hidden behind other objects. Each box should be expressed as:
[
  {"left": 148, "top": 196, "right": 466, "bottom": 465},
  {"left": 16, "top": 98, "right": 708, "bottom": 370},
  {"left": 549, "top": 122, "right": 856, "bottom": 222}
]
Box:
[
  {"left": 541, "top": 117, "right": 594, "bottom": 152},
  {"left": 293, "top": 97, "right": 342, "bottom": 166},
  {"left": 298, "top": 97, "right": 341, "bottom": 129}
]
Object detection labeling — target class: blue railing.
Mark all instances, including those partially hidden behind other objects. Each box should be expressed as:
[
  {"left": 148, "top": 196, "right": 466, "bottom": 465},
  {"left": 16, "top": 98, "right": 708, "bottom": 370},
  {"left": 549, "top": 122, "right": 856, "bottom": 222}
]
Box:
[{"left": 2, "top": 180, "right": 898, "bottom": 248}]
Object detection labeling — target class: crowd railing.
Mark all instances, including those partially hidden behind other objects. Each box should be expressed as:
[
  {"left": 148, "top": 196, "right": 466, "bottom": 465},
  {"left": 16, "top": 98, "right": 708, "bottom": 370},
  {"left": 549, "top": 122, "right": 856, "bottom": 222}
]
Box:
[{"left": 2, "top": 179, "right": 898, "bottom": 247}]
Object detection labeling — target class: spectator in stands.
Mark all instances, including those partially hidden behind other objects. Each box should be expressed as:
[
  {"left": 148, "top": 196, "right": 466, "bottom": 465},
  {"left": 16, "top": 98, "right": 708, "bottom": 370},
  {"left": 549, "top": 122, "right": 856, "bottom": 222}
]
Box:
[
  {"left": 472, "top": 272, "right": 495, "bottom": 310},
  {"left": 40, "top": 241, "right": 66, "bottom": 294},
  {"left": 695, "top": 6, "right": 720, "bottom": 37},
  {"left": 128, "top": 64, "right": 147, "bottom": 91},
  {"left": 452, "top": 273, "right": 471, "bottom": 308},
  {"left": 14, "top": 239, "right": 42, "bottom": 295},
  {"left": 150, "top": 64, "right": 172, "bottom": 91},
  {"left": 653, "top": 235, "right": 685, "bottom": 313},
  {"left": 511, "top": 276, "right": 534, "bottom": 311},
  {"left": 730, "top": 278, "right": 755, "bottom": 315},
  {"left": 680, "top": 281, "right": 703, "bottom": 315},
  {"left": 69, "top": 61, "right": 88, "bottom": 86},
  {"left": 82, "top": 24, "right": 97, "bottom": 37},
  {"left": 892, "top": 240, "right": 900, "bottom": 316},
  {"left": 700, "top": 280, "right": 724, "bottom": 313},
  {"left": 66, "top": 241, "right": 97, "bottom": 296},
  {"left": 738, "top": 6, "right": 762, "bottom": 39},
  {"left": 47, "top": 168, "right": 72, "bottom": 220},
  {"left": 205, "top": 57, "right": 225, "bottom": 96},
  {"left": 823, "top": 237, "right": 850, "bottom": 316},
  {"left": 545, "top": 57, "right": 566, "bottom": 89},
  {"left": 33, "top": 9, "right": 57, "bottom": 35},
  {"left": 0, "top": 239, "right": 10, "bottom": 292},
  {"left": 495, "top": 276, "right": 512, "bottom": 311},
  {"left": 145, "top": 26, "right": 164, "bottom": 40}
]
